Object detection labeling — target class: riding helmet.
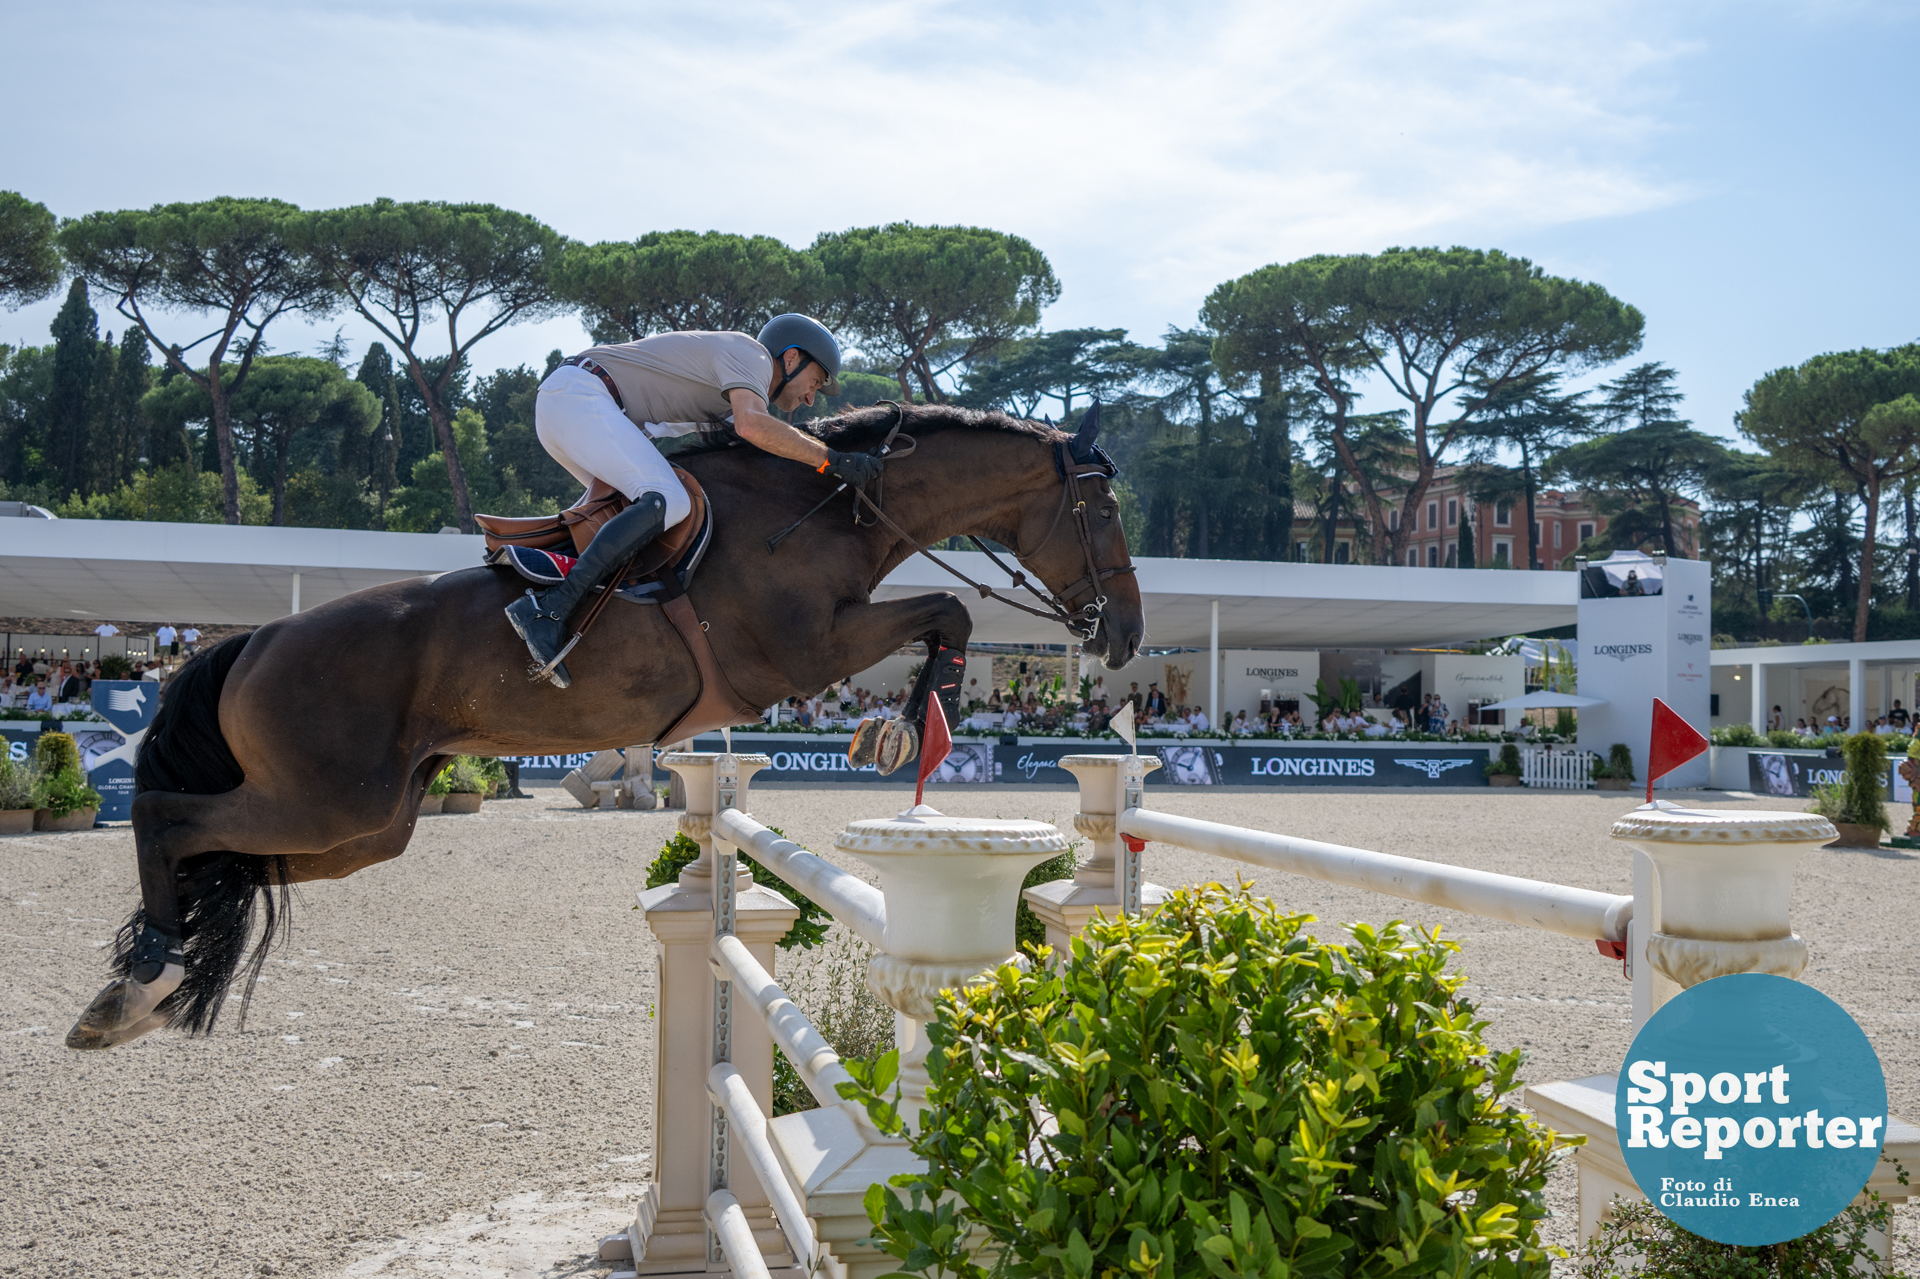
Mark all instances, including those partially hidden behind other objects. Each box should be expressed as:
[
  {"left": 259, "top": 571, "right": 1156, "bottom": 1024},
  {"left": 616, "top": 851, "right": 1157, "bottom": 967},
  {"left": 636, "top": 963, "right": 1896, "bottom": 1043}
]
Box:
[{"left": 758, "top": 313, "right": 843, "bottom": 396}]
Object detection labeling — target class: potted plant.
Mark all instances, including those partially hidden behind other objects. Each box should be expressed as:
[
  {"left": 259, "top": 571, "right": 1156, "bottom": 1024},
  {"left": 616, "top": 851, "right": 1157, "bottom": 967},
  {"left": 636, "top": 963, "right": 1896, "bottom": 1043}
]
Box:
[
  {"left": 1591, "top": 743, "right": 1635, "bottom": 791},
  {"left": 441, "top": 756, "right": 486, "bottom": 813},
  {"left": 31, "top": 733, "right": 100, "bottom": 830},
  {"left": 1808, "top": 732, "right": 1890, "bottom": 848},
  {"left": 1485, "top": 741, "right": 1523, "bottom": 786},
  {"left": 0, "top": 754, "right": 37, "bottom": 834},
  {"left": 420, "top": 767, "right": 450, "bottom": 815}
]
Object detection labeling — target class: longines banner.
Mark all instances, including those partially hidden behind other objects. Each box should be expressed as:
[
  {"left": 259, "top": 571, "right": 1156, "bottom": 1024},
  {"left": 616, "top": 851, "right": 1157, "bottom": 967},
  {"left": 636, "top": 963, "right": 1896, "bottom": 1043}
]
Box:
[
  {"left": 659, "top": 738, "right": 1492, "bottom": 787},
  {"left": 1619, "top": 973, "right": 1885, "bottom": 1244}
]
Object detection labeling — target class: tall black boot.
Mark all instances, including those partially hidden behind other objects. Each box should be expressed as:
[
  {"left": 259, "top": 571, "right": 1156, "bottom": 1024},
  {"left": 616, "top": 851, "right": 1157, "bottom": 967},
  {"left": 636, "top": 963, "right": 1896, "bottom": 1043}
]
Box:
[{"left": 506, "top": 492, "right": 667, "bottom": 688}]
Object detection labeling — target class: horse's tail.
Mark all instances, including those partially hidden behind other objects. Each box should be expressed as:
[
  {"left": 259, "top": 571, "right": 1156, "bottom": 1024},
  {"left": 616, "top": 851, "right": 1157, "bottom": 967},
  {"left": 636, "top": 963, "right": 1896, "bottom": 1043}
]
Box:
[{"left": 106, "top": 632, "right": 291, "bottom": 1035}]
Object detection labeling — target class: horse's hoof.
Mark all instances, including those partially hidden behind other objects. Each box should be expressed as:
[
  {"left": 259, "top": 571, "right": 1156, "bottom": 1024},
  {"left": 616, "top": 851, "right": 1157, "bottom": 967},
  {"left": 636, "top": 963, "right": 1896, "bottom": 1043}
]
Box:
[
  {"left": 875, "top": 719, "right": 919, "bottom": 776},
  {"left": 848, "top": 717, "right": 884, "bottom": 768},
  {"left": 65, "top": 963, "right": 183, "bottom": 1051}
]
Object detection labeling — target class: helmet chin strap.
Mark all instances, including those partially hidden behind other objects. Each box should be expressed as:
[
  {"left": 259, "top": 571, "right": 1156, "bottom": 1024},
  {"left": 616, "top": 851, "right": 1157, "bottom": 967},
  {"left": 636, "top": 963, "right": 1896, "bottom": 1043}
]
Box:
[{"left": 768, "top": 348, "right": 815, "bottom": 407}]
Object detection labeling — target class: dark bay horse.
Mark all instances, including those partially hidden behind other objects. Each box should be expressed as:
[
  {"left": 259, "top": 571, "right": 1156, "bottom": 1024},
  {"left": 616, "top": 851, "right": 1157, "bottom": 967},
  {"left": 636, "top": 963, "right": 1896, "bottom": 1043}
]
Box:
[{"left": 68, "top": 403, "right": 1143, "bottom": 1050}]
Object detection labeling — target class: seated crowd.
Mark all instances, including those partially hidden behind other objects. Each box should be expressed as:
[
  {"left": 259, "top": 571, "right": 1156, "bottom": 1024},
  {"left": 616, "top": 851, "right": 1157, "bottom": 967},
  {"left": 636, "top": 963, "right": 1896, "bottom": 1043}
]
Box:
[{"left": 2, "top": 652, "right": 173, "bottom": 713}]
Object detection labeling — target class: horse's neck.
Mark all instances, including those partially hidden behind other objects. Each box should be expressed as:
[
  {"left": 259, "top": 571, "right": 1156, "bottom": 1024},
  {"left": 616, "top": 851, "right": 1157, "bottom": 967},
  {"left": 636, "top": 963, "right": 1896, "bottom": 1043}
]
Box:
[{"left": 865, "top": 449, "right": 1040, "bottom": 578}]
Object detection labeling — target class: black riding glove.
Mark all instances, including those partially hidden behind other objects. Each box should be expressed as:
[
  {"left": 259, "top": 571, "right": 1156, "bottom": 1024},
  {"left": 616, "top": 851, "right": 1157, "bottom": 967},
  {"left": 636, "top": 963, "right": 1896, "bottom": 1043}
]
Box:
[{"left": 821, "top": 448, "right": 883, "bottom": 487}]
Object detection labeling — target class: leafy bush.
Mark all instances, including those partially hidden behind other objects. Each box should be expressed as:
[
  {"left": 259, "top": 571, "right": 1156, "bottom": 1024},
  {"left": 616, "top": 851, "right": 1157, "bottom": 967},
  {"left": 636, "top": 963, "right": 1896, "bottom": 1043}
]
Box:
[
  {"left": 770, "top": 929, "right": 894, "bottom": 1117},
  {"left": 1832, "top": 732, "right": 1890, "bottom": 833},
  {"left": 426, "top": 766, "right": 452, "bottom": 796},
  {"left": 1486, "top": 742, "right": 1523, "bottom": 777},
  {"left": 644, "top": 829, "right": 830, "bottom": 950},
  {"left": 35, "top": 766, "right": 100, "bottom": 817},
  {"left": 1608, "top": 743, "right": 1635, "bottom": 782},
  {"left": 1577, "top": 1179, "right": 1908, "bottom": 1279},
  {"left": 846, "top": 884, "right": 1567, "bottom": 1279},
  {"left": 34, "top": 732, "right": 80, "bottom": 777},
  {"left": 1710, "top": 723, "right": 1760, "bottom": 746},
  {"left": 0, "top": 755, "right": 37, "bottom": 810},
  {"left": 1017, "top": 848, "right": 1080, "bottom": 953},
  {"left": 443, "top": 756, "right": 488, "bottom": 794},
  {"left": 1766, "top": 730, "right": 1804, "bottom": 748},
  {"left": 98, "top": 655, "right": 132, "bottom": 680}
]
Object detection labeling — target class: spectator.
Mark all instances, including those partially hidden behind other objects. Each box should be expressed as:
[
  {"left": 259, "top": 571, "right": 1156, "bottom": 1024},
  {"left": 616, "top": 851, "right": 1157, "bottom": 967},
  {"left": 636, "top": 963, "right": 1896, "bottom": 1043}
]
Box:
[
  {"left": 1770, "top": 704, "right": 1784, "bottom": 731},
  {"left": 1144, "top": 683, "right": 1168, "bottom": 718},
  {"left": 26, "top": 679, "right": 53, "bottom": 713},
  {"left": 182, "top": 625, "right": 201, "bottom": 654},
  {"left": 93, "top": 621, "right": 120, "bottom": 638},
  {"left": 1891, "top": 700, "right": 1910, "bottom": 729},
  {"left": 12, "top": 655, "right": 32, "bottom": 681},
  {"left": 1230, "top": 709, "right": 1249, "bottom": 734},
  {"left": 31, "top": 657, "right": 49, "bottom": 676},
  {"left": 140, "top": 662, "right": 162, "bottom": 682},
  {"left": 1446, "top": 719, "right": 1462, "bottom": 736},
  {"left": 1189, "top": 705, "right": 1210, "bottom": 733},
  {"left": 1874, "top": 716, "right": 1896, "bottom": 735},
  {"left": 156, "top": 624, "right": 178, "bottom": 662},
  {"left": 56, "top": 662, "right": 83, "bottom": 702},
  {"left": 1794, "top": 718, "right": 1811, "bottom": 736}
]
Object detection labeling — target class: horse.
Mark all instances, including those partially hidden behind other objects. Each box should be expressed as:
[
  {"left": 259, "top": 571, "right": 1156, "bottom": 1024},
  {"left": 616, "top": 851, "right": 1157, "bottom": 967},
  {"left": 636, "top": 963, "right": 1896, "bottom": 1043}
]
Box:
[{"left": 67, "top": 401, "right": 1143, "bottom": 1050}]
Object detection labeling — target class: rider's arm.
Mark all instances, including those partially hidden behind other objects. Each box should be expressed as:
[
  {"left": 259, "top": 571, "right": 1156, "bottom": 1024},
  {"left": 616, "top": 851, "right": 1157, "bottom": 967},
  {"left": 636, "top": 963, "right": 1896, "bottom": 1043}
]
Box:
[{"left": 728, "top": 389, "right": 830, "bottom": 470}]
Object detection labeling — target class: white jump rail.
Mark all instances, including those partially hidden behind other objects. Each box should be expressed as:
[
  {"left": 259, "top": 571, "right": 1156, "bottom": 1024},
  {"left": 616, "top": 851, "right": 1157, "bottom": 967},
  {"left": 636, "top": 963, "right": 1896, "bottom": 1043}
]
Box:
[{"left": 1116, "top": 807, "right": 1632, "bottom": 943}]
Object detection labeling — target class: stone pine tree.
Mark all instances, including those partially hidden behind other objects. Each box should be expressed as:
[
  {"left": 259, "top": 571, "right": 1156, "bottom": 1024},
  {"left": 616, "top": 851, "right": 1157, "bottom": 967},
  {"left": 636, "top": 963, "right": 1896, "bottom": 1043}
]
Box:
[
  {"left": 1740, "top": 346, "right": 1920, "bottom": 642},
  {"left": 0, "top": 191, "right": 61, "bottom": 310},
  {"left": 1556, "top": 363, "right": 1728, "bottom": 560},
  {"left": 811, "top": 223, "right": 1058, "bottom": 402},
  {"left": 1204, "top": 247, "right": 1643, "bottom": 565},
  {"left": 59, "top": 198, "right": 333, "bottom": 524},
  {"left": 553, "top": 229, "right": 820, "bottom": 343},
  {"left": 298, "top": 200, "right": 566, "bottom": 533}
]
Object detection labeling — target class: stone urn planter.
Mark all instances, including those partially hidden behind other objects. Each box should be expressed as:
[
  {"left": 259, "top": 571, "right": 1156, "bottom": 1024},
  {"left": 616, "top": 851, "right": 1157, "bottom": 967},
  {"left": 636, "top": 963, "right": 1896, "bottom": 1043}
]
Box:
[
  {"left": 1828, "top": 821, "right": 1884, "bottom": 849},
  {"left": 34, "top": 807, "right": 97, "bottom": 831},
  {"left": 442, "top": 792, "right": 483, "bottom": 814},
  {"left": 418, "top": 794, "right": 444, "bottom": 815},
  {"left": 1488, "top": 774, "right": 1521, "bottom": 787},
  {"left": 1595, "top": 777, "right": 1633, "bottom": 792},
  {"left": 0, "top": 809, "right": 35, "bottom": 835}
]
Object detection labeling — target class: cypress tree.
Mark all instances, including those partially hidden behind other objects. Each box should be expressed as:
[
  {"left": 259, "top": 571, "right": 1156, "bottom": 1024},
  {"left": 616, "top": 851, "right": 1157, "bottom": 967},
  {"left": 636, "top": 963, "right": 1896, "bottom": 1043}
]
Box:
[
  {"left": 1457, "top": 503, "right": 1476, "bottom": 568},
  {"left": 47, "top": 279, "right": 99, "bottom": 496},
  {"left": 110, "top": 327, "right": 154, "bottom": 482}
]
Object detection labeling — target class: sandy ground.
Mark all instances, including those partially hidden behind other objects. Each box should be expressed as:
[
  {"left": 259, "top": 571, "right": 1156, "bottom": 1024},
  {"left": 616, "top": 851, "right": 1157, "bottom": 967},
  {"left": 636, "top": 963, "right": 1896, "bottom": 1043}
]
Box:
[{"left": 1, "top": 782, "right": 1914, "bottom": 1278}]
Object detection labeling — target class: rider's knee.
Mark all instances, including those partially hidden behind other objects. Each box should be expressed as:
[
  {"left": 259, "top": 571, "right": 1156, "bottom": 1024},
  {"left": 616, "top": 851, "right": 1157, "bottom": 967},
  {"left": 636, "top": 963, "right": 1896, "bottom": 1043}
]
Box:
[{"left": 639, "top": 484, "right": 692, "bottom": 529}]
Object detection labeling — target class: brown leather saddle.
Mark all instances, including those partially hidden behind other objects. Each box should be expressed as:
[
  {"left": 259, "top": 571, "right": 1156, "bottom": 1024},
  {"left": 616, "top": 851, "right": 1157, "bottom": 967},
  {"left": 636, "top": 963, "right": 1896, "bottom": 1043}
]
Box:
[
  {"left": 475, "top": 466, "right": 709, "bottom": 588},
  {"left": 474, "top": 468, "right": 756, "bottom": 744}
]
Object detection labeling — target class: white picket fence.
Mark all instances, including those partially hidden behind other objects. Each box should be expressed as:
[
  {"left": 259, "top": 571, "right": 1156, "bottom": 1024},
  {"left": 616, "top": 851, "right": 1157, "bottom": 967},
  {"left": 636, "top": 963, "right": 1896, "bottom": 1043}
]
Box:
[{"left": 1520, "top": 745, "right": 1597, "bottom": 789}]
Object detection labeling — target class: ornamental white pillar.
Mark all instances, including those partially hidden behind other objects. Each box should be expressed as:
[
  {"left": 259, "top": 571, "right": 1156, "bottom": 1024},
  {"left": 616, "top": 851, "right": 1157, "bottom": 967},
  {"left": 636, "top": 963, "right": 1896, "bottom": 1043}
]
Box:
[
  {"left": 1022, "top": 753, "right": 1166, "bottom": 953},
  {"left": 1208, "top": 600, "right": 1220, "bottom": 729}
]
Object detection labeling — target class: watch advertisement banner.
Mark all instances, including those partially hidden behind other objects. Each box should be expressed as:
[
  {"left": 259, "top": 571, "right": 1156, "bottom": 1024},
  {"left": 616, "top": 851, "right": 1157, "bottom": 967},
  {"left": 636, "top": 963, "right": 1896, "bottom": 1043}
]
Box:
[{"left": 1618, "top": 973, "right": 1886, "bottom": 1245}]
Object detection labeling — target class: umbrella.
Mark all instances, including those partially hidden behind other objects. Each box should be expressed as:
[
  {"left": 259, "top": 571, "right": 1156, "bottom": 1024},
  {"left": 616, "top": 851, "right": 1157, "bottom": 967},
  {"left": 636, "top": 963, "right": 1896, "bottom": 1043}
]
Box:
[{"left": 1476, "top": 691, "right": 1606, "bottom": 712}]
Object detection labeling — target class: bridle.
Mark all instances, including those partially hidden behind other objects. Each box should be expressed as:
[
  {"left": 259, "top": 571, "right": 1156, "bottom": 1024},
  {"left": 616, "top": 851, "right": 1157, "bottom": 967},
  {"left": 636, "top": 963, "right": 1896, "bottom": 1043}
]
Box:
[{"left": 848, "top": 435, "right": 1137, "bottom": 645}]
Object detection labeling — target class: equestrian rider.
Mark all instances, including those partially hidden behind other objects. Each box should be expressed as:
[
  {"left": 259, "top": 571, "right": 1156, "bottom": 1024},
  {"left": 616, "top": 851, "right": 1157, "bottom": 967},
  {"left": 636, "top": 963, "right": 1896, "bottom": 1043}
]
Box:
[{"left": 506, "top": 314, "right": 882, "bottom": 687}]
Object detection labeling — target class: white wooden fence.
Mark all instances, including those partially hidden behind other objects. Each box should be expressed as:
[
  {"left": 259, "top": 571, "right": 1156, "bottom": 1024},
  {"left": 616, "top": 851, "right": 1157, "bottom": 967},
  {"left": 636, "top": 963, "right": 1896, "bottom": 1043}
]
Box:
[
  {"left": 598, "top": 749, "right": 1897, "bottom": 1277},
  {"left": 1521, "top": 745, "right": 1597, "bottom": 789}
]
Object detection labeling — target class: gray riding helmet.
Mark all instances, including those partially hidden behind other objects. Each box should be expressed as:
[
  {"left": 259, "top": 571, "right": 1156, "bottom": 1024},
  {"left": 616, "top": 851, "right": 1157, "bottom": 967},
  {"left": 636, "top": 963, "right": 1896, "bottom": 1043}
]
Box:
[{"left": 758, "top": 313, "right": 843, "bottom": 397}]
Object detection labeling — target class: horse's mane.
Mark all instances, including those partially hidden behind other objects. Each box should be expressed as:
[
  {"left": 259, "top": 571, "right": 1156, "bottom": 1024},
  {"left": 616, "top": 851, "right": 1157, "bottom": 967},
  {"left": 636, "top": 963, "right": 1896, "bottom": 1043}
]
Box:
[{"left": 801, "top": 402, "right": 1066, "bottom": 451}]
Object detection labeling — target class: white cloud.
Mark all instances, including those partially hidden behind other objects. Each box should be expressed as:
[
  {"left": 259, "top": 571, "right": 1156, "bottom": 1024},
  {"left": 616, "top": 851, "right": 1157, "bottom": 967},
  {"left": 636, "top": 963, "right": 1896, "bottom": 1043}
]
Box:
[{"left": 3, "top": 0, "right": 1693, "bottom": 354}]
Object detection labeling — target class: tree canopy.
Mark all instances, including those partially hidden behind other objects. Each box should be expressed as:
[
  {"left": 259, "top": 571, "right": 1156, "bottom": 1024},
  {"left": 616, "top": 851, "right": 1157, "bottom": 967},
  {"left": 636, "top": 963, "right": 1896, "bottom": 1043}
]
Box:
[
  {"left": 58, "top": 197, "right": 332, "bottom": 523},
  {"left": 1204, "top": 246, "right": 1643, "bottom": 562},
  {"left": 1739, "top": 346, "right": 1920, "bottom": 641},
  {"left": 553, "top": 230, "right": 820, "bottom": 343},
  {"left": 297, "top": 199, "right": 566, "bottom": 531},
  {"left": 959, "top": 327, "right": 1141, "bottom": 420},
  {"left": 0, "top": 191, "right": 61, "bottom": 310},
  {"left": 811, "top": 223, "right": 1058, "bottom": 402}
]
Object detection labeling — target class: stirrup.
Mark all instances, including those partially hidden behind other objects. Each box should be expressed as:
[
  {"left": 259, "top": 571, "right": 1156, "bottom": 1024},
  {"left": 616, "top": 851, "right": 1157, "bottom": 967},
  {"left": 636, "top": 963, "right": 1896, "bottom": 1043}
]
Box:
[{"left": 531, "top": 633, "right": 581, "bottom": 688}]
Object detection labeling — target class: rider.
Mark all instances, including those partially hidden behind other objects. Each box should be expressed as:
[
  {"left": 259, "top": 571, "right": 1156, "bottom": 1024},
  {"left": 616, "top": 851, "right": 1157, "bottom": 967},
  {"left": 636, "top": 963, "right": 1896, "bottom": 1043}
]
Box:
[{"left": 506, "top": 314, "right": 884, "bottom": 686}]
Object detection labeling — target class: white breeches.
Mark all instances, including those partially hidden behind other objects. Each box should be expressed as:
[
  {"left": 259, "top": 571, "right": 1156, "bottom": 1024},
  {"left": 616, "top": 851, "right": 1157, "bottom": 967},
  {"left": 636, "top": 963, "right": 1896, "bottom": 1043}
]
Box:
[{"left": 535, "top": 365, "right": 693, "bottom": 528}]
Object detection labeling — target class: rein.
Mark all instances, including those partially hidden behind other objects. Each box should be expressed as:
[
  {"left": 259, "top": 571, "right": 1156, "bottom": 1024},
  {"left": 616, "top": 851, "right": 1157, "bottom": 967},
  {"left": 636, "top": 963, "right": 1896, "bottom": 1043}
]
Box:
[{"left": 848, "top": 438, "right": 1136, "bottom": 643}]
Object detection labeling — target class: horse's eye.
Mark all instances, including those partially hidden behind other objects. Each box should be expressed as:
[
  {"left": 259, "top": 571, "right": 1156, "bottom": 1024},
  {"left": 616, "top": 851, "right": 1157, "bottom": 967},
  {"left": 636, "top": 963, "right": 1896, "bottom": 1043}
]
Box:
[{"left": 1100, "top": 506, "right": 1116, "bottom": 520}]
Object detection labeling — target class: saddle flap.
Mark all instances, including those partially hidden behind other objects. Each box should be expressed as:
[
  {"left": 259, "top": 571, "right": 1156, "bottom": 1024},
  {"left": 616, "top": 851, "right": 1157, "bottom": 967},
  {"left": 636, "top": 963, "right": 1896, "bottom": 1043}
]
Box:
[{"left": 476, "top": 468, "right": 707, "bottom": 559}]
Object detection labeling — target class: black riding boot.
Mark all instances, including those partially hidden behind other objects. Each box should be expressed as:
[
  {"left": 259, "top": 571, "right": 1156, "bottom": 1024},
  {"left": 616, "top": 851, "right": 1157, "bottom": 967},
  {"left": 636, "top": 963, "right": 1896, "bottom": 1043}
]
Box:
[{"left": 506, "top": 493, "right": 667, "bottom": 688}]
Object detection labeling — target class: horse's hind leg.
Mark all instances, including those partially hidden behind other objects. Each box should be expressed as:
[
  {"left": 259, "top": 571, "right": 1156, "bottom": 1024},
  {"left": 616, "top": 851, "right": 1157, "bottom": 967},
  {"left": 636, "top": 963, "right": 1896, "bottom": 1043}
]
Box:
[{"left": 68, "top": 781, "right": 410, "bottom": 1050}]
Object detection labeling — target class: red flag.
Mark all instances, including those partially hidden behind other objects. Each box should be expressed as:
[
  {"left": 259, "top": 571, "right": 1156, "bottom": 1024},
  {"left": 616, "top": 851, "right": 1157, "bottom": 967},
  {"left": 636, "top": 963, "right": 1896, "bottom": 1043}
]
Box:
[
  {"left": 1646, "top": 697, "right": 1709, "bottom": 802},
  {"left": 915, "top": 692, "right": 953, "bottom": 808}
]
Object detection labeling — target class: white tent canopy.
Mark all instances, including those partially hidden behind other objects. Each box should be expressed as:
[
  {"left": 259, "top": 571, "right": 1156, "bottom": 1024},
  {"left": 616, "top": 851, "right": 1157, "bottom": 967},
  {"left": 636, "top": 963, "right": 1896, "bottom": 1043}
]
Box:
[{"left": 1478, "top": 691, "right": 1606, "bottom": 712}]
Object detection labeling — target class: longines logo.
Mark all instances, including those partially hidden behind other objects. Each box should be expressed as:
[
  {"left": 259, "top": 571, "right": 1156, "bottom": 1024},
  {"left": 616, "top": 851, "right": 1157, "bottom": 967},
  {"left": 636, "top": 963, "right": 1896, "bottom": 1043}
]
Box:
[
  {"left": 1593, "top": 643, "right": 1654, "bottom": 662},
  {"left": 1678, "top": 632, "right": 1704, "bottom": 646},
  {"left": 1244, "top": 667, "right": 1299, "bottom": 679}
]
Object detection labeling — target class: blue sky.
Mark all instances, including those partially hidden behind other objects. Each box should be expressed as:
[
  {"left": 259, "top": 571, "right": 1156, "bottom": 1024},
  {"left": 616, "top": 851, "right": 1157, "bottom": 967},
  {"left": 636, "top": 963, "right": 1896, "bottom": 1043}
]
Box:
[{"left": 2, "top": 0, "right": 1914, "bottom": 446}]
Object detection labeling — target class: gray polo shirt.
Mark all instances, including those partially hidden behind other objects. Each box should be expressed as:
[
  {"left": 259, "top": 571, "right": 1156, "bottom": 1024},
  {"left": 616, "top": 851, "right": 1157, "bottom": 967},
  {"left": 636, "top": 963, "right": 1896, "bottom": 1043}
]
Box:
[{"left": 579, "top": 331, "right": 772, "bottom": 436}]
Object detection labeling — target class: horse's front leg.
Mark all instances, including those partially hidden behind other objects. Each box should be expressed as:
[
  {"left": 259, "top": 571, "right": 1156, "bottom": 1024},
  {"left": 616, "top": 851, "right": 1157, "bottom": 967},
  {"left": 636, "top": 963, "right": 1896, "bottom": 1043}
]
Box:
[{"left": 827, "top": 593, "right": 972, "bottom": 774}]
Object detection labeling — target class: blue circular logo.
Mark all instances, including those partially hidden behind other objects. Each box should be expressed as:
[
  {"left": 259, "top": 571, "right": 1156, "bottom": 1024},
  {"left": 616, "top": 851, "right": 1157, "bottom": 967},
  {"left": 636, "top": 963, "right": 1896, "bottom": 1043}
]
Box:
[{"left": 1617, "top": 973, "right": 1886, "bottom": 1245}]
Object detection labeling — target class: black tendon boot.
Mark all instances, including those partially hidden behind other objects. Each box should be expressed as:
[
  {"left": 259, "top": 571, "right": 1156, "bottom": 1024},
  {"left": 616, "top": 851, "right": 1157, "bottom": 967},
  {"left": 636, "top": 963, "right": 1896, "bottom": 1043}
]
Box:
[{"left": 506, "top": 492, "right": 668, "bottom": 688}]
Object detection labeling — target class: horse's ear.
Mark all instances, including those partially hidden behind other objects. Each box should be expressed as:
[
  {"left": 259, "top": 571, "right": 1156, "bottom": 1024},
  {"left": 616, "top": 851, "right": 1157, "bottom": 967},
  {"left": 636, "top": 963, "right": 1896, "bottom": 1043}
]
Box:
[{"left": 1071, "top": 399, "right": 1101, "bottom": 457}]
